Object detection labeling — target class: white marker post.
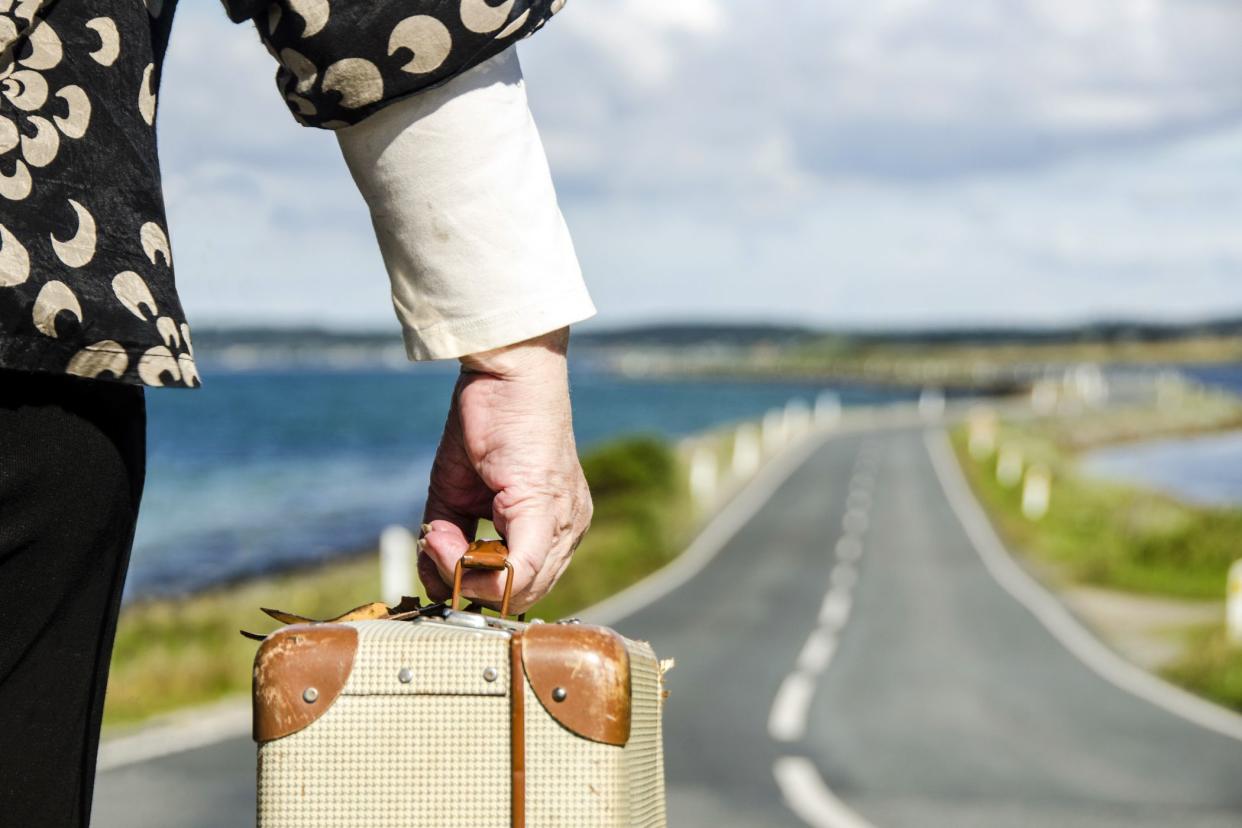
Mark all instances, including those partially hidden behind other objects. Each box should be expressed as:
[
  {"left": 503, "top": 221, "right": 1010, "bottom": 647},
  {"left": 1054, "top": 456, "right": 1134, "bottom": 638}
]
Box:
[
  {"left": 967, "top": 407, "right": 997, "bottom": 461},
  {"left": 1074, "top": 364, "right": 1108, "bottom": 407},
  {"left": 1030, "top": 379, "right": 1058, "bottom": 415},
  {"left": 1228, "top": 560, "right": 1242, "bottom": 647},
  {"left": 732, "top": 423, "right": 761, "bottom": 479},
  {"left": 996, "top": 445, "right": 1024, "bottom": 488},
  {"left": 689, "top": 445, "right": 719, "bottom": 510},
  {"left": 762, "top": 408, "right": 786, "bottom": 454},
  {"left": 783, "top": 398, "right": 811, "bottom": 441},
  {"left": 814, "top": 391, "right": 841, "bottom": 428},
  {"left": 379, "top": 525, "right": 416, "bottom": 606},
  {"left": 1021, "top": 465, "right": 1051, "bottom": 520}
]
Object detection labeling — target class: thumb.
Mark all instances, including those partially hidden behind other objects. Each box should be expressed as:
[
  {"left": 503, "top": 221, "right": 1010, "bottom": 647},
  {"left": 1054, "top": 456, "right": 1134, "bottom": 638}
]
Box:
[{"left": 418, "top": 520, "right": 470, "bottom": 602}]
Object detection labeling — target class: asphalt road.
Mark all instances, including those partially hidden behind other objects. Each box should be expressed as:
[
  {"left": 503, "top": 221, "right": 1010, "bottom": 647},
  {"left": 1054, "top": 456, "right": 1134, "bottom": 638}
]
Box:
[{"left": 94, "top": 425, "right": 1242, "bottom": 827}]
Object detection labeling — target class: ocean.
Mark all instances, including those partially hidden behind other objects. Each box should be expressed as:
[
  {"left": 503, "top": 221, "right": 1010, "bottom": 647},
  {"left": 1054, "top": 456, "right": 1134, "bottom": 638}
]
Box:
[
  {"left": 1079, "top": 363, "right": 1242, "bottom": 507},
  {"left": 130, "top": 365, "right": 916, "bottom": 600},
  {"left": 130, "top": 361, "right": 1242, "bottom": 600}
]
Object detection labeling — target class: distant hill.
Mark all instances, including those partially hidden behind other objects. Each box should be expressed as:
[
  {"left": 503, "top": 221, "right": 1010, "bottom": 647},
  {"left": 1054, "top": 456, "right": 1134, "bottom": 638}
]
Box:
[
  {"left": 573, "top": 317, "right": 1242, "bottom": 349},
  {"left": 190, "top": 326, "right": 402, "bottom": 350},
  {"left": 574, "top": 322, "right": 820, "bottom": 349},
  {"left": 844, "top": 318, "right": 1242, "bottom": 346},
  {"left": 187, "top": 317, "right": 1242, "bottom": 362}
]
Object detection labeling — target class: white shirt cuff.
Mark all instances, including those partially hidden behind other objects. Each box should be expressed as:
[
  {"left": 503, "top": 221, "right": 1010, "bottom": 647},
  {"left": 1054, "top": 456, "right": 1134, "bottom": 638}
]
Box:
[{"left": 335, "top": 47, "right": 594, "bottom": 361}]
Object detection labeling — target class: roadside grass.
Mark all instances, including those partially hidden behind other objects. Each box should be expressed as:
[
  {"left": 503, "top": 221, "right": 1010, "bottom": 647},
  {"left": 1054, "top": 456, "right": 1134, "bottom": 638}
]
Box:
[
  {"left": 954, "top": 426, "right": 1242, "bottom": 599},
  {"left": 950, "top": 386, "right": 1242, "bottom": 711},
  {"left": 1163, "top": 625, "right": 1242, "bottom": 711},
  {"left": 104, "top": 554, "right": 384, "bottom": 728},
  {"left": 104, "top": 435, "right": 691, "bottom": 728}
]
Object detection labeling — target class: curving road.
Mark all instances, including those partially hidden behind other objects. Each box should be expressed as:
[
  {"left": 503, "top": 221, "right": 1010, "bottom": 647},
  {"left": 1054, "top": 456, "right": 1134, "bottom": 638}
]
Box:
[{"left": 93, "top": 423, "right": 1242, "bottom": 827}]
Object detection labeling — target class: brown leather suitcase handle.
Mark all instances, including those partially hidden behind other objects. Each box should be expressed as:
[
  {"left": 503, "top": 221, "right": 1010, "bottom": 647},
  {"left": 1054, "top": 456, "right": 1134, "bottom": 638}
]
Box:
[{"left": 452, "top": 539, "right": 515, "bottom": 618}]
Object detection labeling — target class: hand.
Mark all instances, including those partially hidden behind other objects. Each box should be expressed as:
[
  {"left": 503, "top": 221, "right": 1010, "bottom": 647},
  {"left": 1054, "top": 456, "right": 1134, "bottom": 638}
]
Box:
[{"left": 418, "top": 328, "right": 592, "bottom": 613}]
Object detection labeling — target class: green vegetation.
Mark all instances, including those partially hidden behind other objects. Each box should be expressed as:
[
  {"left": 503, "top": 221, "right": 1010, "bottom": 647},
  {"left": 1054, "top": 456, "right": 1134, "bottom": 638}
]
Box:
[
  {"left": 104, "top": 436, "right": 690, "bottom": 728},
  {"left": 1163, "top": 625, "right": 1242, "bottom": 711},
  {"left": 953, "top": 430, "right": 1242, "bottom": 599},
  {"left": 105, "top": 554, "right": 385, "bottom": 727},
  {"left": 614, "top": 332, "right": 1242, "bottom": 390},
  {"left": 952, "top": 385, "right": 1242, "bottom": 710}
]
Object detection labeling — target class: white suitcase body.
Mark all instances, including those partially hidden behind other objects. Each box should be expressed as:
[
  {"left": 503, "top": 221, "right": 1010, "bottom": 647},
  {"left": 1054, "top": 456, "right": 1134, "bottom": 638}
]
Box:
[{"left": 254, "top": 611, "right": 668, "bottom": 827}]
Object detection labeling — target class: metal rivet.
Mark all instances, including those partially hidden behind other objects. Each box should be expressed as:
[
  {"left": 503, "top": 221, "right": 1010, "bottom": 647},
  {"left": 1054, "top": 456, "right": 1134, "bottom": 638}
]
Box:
[
  {"left": 483, "top": 666, "right": 499, "bottom": 683},
  {"left": 552, "top": 686, "right": 568, "bottom": 702},
  {"left": 398, "top": 667, "right": 413, "bottom": 684},
  {"left": 302, "top": 687, "right": 319, "bottom": 704}
]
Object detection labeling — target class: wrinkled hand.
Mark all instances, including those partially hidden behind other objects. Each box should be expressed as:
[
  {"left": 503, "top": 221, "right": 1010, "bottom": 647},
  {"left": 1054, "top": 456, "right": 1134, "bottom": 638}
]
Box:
[{"left": 419, "top": 328, "right": 592, "bottom": 613}]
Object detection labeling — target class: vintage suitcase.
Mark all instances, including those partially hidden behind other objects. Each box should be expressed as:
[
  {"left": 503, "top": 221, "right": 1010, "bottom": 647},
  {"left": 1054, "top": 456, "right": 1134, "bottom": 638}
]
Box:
[{"left": 252, "top": 541, "right": 669, "bottom": 827}]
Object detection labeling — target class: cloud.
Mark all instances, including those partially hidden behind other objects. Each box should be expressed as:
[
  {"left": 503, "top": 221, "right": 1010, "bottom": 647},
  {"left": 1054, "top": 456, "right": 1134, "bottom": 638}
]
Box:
[
  {"left": 152, "top": 0, "right": 1242, "bottom": 331},
  {"left": 525, "top": 0, "right": 1242, "bottom": 186},
  {"left": 156, "top": 5, "right": 392, "bottom": 327},
  {"left": 562, "top": 124, "right": 1242, "bottom": 327}
]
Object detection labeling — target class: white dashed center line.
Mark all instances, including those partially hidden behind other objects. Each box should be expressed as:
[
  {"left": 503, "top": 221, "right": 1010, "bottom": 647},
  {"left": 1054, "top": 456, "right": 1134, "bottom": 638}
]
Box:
[
  {"left": 835, "top": 536, "right": 863, "bottom": 563},
  {"left": 818, "top": 589, "right": 852, "bottom": 629},
  {"left": 770, "top": 443, "right": 879, "bottom": 828},
  {"left": 797, "top": 626, "right": 839, "bottom": 673},
  {"left": 769, "top": 671, "right": 819, "bottom": 743}
]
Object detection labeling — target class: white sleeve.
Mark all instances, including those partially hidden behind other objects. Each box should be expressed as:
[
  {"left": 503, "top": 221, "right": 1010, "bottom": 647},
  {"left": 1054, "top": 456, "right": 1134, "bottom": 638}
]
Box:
[{"left": 334, "top": 47, "right": 595, "bottom": 361}]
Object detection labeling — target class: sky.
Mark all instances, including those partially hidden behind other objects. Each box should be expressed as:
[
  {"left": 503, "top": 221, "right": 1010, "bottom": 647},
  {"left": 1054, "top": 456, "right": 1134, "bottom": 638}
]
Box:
[{"left": 157, "top": 0, "right": 1242, "bottom": 332}]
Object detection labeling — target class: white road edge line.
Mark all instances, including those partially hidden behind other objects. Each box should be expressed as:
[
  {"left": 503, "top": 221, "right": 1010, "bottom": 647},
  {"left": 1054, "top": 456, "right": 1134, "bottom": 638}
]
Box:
[
  {"left": 97, "top": 699, "right": 251, "bottom": 772},
  {"left": 773, "top": 756, "right": 875, "bottom": 828},
  {"left": 584, "top": 425, "right": 840, "bottom": 627},
  {"left": 924, "top": 427, "right": 1242, "bottom": 744}
]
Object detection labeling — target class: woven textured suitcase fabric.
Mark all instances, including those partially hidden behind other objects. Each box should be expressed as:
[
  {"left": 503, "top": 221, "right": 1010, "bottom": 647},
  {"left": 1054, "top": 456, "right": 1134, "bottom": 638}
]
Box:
[{"left": 255, "top": 616, "right": 667, "bottom": 827}]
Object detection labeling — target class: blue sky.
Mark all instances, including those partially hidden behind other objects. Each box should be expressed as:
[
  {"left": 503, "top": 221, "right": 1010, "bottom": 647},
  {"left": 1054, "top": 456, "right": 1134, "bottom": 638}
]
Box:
[{"left": 158, "top": 0, "right": 1242, "bottom": 331}]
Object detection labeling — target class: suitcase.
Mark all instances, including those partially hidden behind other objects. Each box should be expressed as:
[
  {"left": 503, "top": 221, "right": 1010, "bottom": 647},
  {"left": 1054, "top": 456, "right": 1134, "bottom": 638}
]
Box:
[{"left": 252, "top": 540, "right": 669, "bottom": 827}]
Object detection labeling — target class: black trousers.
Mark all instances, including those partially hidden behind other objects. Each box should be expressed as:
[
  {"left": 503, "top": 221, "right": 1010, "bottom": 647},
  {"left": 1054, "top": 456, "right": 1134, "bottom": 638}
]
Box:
[{"left": 0, "top": 370, "right": 146, "bottom": 827}]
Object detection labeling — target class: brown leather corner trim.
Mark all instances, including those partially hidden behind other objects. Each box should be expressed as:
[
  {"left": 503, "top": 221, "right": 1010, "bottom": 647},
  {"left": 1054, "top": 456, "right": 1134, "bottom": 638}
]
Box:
[
  {"left": 510, "top": 632, "right": 526, "bottom": 828},
  {"left": 252, "top": 623, "right": 358, "bottom": 743},
  {"left": 522, "top": 624, "right": 632, "bottom": 747}
]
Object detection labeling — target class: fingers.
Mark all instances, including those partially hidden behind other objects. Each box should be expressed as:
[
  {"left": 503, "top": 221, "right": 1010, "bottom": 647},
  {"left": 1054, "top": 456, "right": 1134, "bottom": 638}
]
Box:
[
  {"left": 494, "top": 510, "right": 557, "bottom": 612},
  {"left": 421, "top": 512, "right": 562, "bottom": 614},
  {"left": 492, "top": 484, "right": 592, "bottom": 613},
  {"left": 417, "top": 520, "right": 467, "bottom": 601},
  {"left": 419, "top": 520, "right": 533, "bottom": 610},
  {"left": 423, "top": 446, "right": 485, "bottom": 543}
]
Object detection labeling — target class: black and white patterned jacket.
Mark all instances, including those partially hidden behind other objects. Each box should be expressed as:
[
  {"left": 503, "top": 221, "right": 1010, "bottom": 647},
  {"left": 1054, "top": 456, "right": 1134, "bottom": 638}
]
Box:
[{"left": 0, "top": 0, "right": 564, "bottom": 388}]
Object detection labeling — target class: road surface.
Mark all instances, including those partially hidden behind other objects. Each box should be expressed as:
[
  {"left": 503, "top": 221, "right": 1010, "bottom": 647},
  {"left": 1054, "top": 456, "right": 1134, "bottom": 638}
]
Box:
[{"left": 94, "top": 425, "right": 1242, "bottom": 827}]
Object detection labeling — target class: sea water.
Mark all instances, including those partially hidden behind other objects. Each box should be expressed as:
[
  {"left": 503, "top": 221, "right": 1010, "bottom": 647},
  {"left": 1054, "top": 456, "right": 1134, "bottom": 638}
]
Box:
[
  {"left": 1080, "top": 364, "right": 1242, "bottom": 508},
  {"left": 130, "top": 365, "right": 914, "bottom": 600}
]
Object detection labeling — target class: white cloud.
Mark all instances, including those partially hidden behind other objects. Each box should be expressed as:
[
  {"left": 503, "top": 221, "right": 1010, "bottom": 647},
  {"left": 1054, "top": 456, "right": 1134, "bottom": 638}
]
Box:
[
  {"left": 625, "top": 0, "right": 724, "bottom": 36},
  {"left": 151, "top": 0, "right": 1242, "bottom": 330},
  {"left": 526, "top": 0, "right": 1242, "bottom": 187},
  {"left": 561, "top": 124, "right": 1242, "bottom": 327},
  {"left": 157, "top": 5, "right": 393, "bottom": 327}
]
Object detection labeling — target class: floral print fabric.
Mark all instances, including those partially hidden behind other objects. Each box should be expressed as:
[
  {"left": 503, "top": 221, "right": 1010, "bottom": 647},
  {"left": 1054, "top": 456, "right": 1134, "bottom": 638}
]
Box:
[
  {"left": 222, "top": 0, "right": 566, "bottom": 129},
  {"left": 0, "top": 0, "right": 565, "bottom": 388}
]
